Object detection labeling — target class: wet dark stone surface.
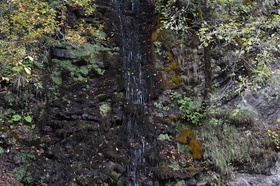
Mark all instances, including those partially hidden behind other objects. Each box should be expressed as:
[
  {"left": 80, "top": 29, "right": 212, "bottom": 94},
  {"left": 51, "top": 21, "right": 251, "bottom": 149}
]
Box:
[
  {"left": 13, "top": 1, "right": 164, "bottom": 185},
  {"left": 51, "top": 47, "right": 76, "bottom": 59}
]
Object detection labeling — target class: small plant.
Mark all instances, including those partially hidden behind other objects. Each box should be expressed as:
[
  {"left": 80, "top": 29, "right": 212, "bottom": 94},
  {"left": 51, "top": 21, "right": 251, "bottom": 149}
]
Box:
[
  {"left": 8, "top": 114, "right": 32, "bottom": 124},
  {"left": 154, "top": 0, "right": 165, "bottom": 13},
  {"left": 178, "top": 97, "right": 202, "bottom": 125},
  {"left": 267, "top": 129, "right": 280, "bottom": 150},
  {"left": 154, "top": 41, "right": 163, "bottom": 55},
  {"left": 158, "top": 133, "right": 172, "bottom": 141},
  {"left": 0, "top": 146, "right": 5, "bottom": 154},
  {"left": 168, "top": 92, "right": 203, "bottom": 125},
  {"left": 154, "top": 102, "right": 163, "bottom": 109},
  {"left": 169, "top": 92, "right": 181, "bottom": 100},
  {"left": 100, "top": 102, "right": 111, "bottom": 118},
  {"left": 8, "top": 114, "right": 22, "bottom": 123}
]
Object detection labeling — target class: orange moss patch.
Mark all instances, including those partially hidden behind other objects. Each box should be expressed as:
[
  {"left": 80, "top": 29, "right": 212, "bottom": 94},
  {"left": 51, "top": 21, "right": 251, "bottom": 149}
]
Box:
[
  {"left": 177, "top": 128, "right": 204, "bottom": 160},
  {"left": 171, "top": 76, "right": 182, "bottom": 86},
  {"left": 177, "top": 128, "right": 194, "bottom": 144},
  {"left": 151, "top": 29, "right": 182, "bottom": 88},
  {"left": 163, "top": 52, "right": 182, "bottom": 88},
  {"left": 152, "top": 29, "right": 167, "bottom": 43},
  {"left": 189, "top": 138, "right": 204, "bottom": 160},
  {"left": 164, "top": 52, "right": 179, "bottom": 71}
]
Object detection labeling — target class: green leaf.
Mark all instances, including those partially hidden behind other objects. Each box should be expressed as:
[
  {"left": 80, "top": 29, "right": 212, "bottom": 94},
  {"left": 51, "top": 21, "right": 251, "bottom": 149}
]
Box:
[
  {"left": 12, "top": 114, "right": 21, "bottom": 121},
  {"left": 79, "top": 66, "right": 89, "bottom": 76},
  {"left": 50, "top": 71, "right": 62, "bottom": 85},
  {"left": 157, "top": 134, "right": 172, "bottom": 141},
  {"left": 24, "top": 115, "right": 32, "bottom": 123},
  {"left": 0, "top": 147, "right": 5, "bottom": 154}
]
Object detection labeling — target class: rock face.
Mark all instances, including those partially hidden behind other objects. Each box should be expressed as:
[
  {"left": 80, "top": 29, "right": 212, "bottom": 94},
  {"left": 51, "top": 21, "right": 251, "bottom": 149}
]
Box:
[
  {"left": 51, "top": 47, "right": 76, "bottom": 59},
  {"left": 1, "top": 0, "right": 280, "bottom": 186},
  {"left": 227, "top": 152, "right": 280, "bottom": 186},
  {"left": 244, "top": 89, "right": 280, "bottom": 126}
]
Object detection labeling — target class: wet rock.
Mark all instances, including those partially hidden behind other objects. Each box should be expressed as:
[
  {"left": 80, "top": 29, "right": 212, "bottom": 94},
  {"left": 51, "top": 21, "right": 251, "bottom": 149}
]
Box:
[
  {"left": 105, "top": 161, "right": 125, "bottom": 173},
  {"left": 227, "top": 173, "right": 280, "bottom": 186},
  {"left": 45, "top": 149, "right": 55, "bottom": 159},
  {"left": 196, "top": 181, "right": 211, "bottom": 186},
  {"left": 81, "top": 113, "right": 99, "bottom": 121},
  {"left": 174, "top": 180, "right": 187, "bottom": 186},
  {"left": 171, "top": 47, "right": 179, "bottom": 56},
  {"left": 51, "top": 47, "right": 76, "bottom": 59},
  {"left": 185, "top": 178, "right": 197, "bottom": 186},
  {"left": 245, "top": 90, "right": 280, "bottom": 125},
  {"left": 156, "top": 165, "right": 192, "bottom": 180},
  {"left": 227, "top": 152, "right": 280, "bottom": 186},
  {"left": 227, "top": 176, "right": 251, "bottom": 186},
  {"left": 142, "top": 179, "right": 154, "bottom": 186}
]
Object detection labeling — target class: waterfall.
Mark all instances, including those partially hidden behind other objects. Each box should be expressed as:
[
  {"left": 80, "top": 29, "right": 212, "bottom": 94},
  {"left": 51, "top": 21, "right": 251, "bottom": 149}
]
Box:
[
  {"left": 116, "top": 1, "right": 146, "bottom": 104},
  {"left": 112, "top": 0, "right": 151, "bottom": 185}
]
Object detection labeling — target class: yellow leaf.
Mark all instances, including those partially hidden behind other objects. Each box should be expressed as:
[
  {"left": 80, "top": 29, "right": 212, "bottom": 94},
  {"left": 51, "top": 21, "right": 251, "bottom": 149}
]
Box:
[
  {"left": 25, "top": 56, "right": 34, "bottom": 61},
  {"left": 277, "top": 118, "right": 280, "bottom": 122},
  {"left": 18, "top": 2, "right": 25, "bottom": 11},
  {"left": 2, "top": 77, "right": 10, "bottom": 81},
  {"left": 24, "top": 67, "right": 31, "bottom": 75}
]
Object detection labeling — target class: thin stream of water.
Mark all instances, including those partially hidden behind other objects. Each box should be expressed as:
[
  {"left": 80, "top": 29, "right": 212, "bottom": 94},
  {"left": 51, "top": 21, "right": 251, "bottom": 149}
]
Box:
[{"left": 112, "top": 0, "right": 149, "bottom": 185}]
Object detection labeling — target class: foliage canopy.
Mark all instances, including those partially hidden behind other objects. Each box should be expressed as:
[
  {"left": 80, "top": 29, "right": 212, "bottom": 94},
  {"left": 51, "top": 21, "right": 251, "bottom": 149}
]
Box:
[
  {"left": 156, "top": 0, "right": 280, "bottom": 96},
  {"left": 0, "top": 0, "right": 103, "bottom": 89}
]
